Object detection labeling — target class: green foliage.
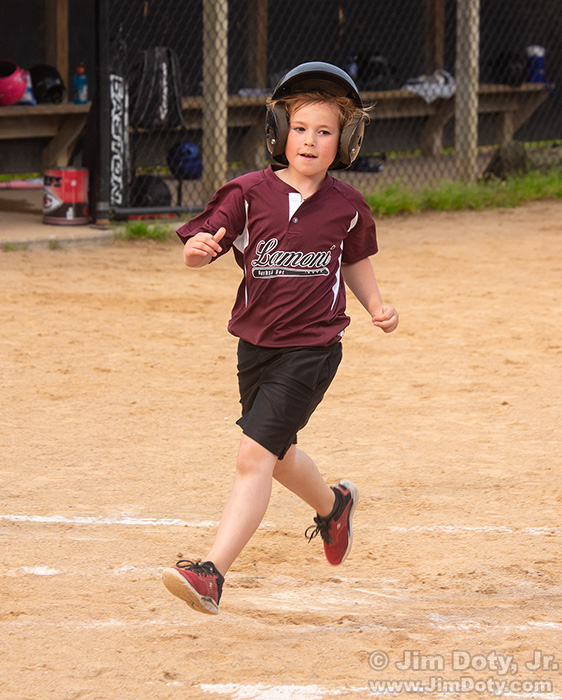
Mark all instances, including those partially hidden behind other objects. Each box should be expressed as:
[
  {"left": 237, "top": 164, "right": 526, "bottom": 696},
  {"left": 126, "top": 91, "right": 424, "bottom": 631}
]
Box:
[
  {"left": 365, "top": 168, "right": 562, "bottom": 216},
  {"left": 0, "top": 172, "right": 41, "bottom": 182},
  {"left": 115, "top": 220, "right": 174, "bottom": 241}
]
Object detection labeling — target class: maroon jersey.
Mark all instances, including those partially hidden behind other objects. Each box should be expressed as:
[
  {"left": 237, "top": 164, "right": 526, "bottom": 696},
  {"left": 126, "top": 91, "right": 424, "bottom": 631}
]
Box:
[{"left": 177, "top": 165, "right": 378, "bottom": 347}]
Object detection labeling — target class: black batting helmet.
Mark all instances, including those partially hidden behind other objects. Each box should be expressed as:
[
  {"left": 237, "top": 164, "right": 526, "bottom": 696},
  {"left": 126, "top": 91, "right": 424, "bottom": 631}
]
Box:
[
  {"left": 265, "top": 61, "right": 365, "bottom": 170},
  {"left": 29, "top": 64, "right": 66, "bottom": 104}
]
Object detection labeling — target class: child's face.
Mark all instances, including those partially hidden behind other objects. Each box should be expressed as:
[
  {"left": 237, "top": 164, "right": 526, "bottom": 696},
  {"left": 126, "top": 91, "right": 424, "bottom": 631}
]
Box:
[{"left": 284, "top": 101, "right": 341, "bottom": 178}]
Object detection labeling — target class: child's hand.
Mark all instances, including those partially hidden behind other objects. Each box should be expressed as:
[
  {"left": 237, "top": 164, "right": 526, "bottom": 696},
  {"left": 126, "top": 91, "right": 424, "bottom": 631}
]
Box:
[
  {"left": 183, "top": 227, "right": 226, "bottom": 267},
  {"left": 372, "top": 304, "right": 399, "bottom": 333}
]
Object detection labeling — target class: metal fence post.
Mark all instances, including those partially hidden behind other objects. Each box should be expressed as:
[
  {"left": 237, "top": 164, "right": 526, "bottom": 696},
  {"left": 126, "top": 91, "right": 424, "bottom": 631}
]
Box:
[
  {"left": 100, "top": 1, "right": 558, "bottom": 206},
  {"left": 455, "top": 0, "right": 480, "bottom": 183},
  {"left": 202, "top": 0, "right": 229, "bottom": 203}
]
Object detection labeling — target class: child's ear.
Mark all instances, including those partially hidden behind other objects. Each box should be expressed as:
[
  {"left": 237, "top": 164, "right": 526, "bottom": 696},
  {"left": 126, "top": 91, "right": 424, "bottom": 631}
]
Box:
[{"left": 265, "top": 103, "right": 290, "bottom": 166}]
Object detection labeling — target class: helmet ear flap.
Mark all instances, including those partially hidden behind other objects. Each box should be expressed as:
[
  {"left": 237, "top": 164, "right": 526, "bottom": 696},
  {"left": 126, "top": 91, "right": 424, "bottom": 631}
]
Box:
[
  {"left": 332, "top": 116, "right": 365, "bottom": 170},
  {"left": 265, "top": 103, "right": 289, "bottom": 166}
]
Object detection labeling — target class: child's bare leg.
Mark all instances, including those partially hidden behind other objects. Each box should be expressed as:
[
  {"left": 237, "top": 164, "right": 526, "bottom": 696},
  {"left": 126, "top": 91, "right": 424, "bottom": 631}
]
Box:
[
  {"left": 273, "top": 445, "right": 335, "bottom": 517},
  {"left": 205, "top": 435, "right": 278, "bottom": 575}
]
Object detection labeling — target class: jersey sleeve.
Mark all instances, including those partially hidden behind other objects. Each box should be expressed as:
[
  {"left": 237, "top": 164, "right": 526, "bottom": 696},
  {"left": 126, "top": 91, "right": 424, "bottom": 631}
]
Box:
[
  {"left": 176, "top": 178, "right": 247, "bottom": 260},
  {"left": 341, "top": 189, "right": 378, "bottom": 264}
]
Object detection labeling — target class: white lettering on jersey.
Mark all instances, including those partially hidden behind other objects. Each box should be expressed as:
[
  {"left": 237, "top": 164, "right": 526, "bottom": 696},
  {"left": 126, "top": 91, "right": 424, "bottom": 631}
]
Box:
[{"left": 251, "top": 238, "right": 332, "bottom": 278}]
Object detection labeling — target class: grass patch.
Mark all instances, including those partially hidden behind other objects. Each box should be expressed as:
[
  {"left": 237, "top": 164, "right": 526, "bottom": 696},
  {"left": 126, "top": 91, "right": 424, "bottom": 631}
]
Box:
[
  {"left": 114, "top": 220, "right": 174, "bottom": 241},
  {"left": 0, "top": 172, "right": 41, "bottom": 182},
  {"left": 365, "top": 167, "right": 562, "bottom": 216}
]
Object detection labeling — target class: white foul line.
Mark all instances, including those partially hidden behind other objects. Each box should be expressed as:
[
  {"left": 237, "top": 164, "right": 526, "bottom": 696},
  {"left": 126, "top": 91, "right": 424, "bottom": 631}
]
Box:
[
  {"left": 388, "top": 525, "right": 560, "bottom": 535},
  {"left": 0, "top": 515, "right": 559, "bottom": 536},
  {"left": 0, "top": 514, "right": 217, "bottom": 527}
]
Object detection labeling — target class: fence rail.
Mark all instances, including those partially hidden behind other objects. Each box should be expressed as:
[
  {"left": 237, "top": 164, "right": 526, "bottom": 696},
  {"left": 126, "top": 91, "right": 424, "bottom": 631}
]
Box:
[{"left": 94, "top": 0, "right": 559, "bottom": 220}]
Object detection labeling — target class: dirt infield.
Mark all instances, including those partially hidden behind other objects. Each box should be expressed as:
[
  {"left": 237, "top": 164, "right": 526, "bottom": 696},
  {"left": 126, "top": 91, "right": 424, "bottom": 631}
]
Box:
[{"left": 1, "top": 201, "right": 561, "bottom": 700}]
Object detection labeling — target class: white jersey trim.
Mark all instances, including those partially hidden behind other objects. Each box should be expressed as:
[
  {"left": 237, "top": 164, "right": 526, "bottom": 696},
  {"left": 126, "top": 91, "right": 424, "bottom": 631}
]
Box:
[
  {"left": 233, "top": 200, "right": 251, "bottom": 305},
  {"left": 330, "top": 212, "right": 358, "bottom": 310},
  {"left": 288, "top": 192, "right": 303, "bottom": 220}
]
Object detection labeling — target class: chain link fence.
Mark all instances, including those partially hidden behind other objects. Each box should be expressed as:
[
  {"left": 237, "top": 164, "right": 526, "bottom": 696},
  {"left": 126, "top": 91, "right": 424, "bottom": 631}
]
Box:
[{"left": 98, "top": 0, "right": 560, "bottom": 218}]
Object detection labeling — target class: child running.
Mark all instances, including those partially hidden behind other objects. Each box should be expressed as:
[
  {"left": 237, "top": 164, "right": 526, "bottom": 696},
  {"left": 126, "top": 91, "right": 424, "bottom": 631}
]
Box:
[{"left": 162, "top": 62, "right": 399, "bottom": 614}]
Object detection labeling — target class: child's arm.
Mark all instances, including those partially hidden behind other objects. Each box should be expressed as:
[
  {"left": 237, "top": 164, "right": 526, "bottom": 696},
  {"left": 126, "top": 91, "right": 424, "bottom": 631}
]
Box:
[
  {"left": 342, "top": 257, "right": 399, "bottom": 333},
  {"left": 182, "top": 227, "right": 227, "bottom": 268}
]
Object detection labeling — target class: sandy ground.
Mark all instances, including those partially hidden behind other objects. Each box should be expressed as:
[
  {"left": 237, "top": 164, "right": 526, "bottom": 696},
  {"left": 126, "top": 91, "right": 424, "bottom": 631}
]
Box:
[{"left": 1, "top": 200, "right": 561, "bottom": 700}]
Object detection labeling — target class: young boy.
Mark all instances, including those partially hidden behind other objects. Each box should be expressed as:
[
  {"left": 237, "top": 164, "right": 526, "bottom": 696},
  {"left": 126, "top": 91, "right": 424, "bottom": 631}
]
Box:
[{"left": 162, "top": 62, "right": 398, "bottom": 615}]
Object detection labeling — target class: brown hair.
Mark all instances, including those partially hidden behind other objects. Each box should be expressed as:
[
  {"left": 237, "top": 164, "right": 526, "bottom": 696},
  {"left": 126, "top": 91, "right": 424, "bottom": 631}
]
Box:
[{"left": 266, "top": 90, "right": 372, "bottom": 132}]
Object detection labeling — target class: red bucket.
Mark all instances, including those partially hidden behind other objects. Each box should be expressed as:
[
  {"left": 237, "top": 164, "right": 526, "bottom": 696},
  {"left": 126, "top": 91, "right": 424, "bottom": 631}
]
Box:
[{"left": 43, "top": 167, "right": 89, "bottom": 225}]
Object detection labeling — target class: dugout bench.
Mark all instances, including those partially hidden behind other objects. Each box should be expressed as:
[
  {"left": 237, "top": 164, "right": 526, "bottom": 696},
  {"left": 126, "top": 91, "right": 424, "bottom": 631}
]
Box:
[
  {"left": 0, "top": 83, "right": 550, "bottom": 174},
  {"left": 208, "top": 83, "right": 550, "bottom": 169},
  {"left": 0, "top": 102, "right": 90, "bottom": 171}
]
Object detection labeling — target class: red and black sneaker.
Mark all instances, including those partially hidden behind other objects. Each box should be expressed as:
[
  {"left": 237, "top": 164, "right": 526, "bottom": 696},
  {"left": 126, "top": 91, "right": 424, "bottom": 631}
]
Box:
[
  {"left": 162, "top": 560, "right": 224, "bottom": 615},
  {"left": 305, "top": 480, "right": 358, "bottom": 565}
]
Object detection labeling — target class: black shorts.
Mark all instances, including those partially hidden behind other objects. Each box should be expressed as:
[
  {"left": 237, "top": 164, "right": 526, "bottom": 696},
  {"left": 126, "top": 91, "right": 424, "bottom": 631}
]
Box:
[{"left": 236, "top": 339, "right": 342, "bottom": 460}]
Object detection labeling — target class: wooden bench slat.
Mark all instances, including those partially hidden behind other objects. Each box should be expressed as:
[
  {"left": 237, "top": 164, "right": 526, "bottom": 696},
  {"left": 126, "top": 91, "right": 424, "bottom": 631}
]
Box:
[{"left": 0, "top": 83, "right": 551, "bottom": 172}]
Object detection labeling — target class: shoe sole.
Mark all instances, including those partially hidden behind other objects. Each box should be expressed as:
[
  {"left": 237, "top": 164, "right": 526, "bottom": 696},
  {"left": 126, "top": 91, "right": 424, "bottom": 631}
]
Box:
[
  {"left": 161, "top": 568, "right": 219, "bottom": 615},
  {"left": 335, "top": 479, "right": 358, "bottom": 565}
]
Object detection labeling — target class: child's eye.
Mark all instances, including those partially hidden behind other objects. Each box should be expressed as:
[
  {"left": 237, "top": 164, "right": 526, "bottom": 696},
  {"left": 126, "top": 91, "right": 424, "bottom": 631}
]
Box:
[{"left": 319, "top": 130, "right": 332, "bottom": 135}]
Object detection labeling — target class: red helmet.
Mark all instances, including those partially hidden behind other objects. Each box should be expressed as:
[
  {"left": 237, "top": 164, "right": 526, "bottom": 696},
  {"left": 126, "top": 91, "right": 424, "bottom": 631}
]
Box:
[{"left": 0, "top": 60, "right": 27, "bottom": 106}]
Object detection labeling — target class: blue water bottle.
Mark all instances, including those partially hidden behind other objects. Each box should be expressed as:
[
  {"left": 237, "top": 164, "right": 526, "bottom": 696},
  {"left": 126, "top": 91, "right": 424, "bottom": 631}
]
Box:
[
  {"left": 72, "top": 64, "right": 88, "bottom": 104},
  {"left": 525, "top": 46, "right": 545, "bottom": 83}
]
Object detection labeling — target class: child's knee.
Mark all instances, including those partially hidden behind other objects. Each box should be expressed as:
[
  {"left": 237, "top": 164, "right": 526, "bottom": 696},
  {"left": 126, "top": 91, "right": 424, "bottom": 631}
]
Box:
[{"left": 236, "top": 435, "right": 277, "bottom": 477}]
